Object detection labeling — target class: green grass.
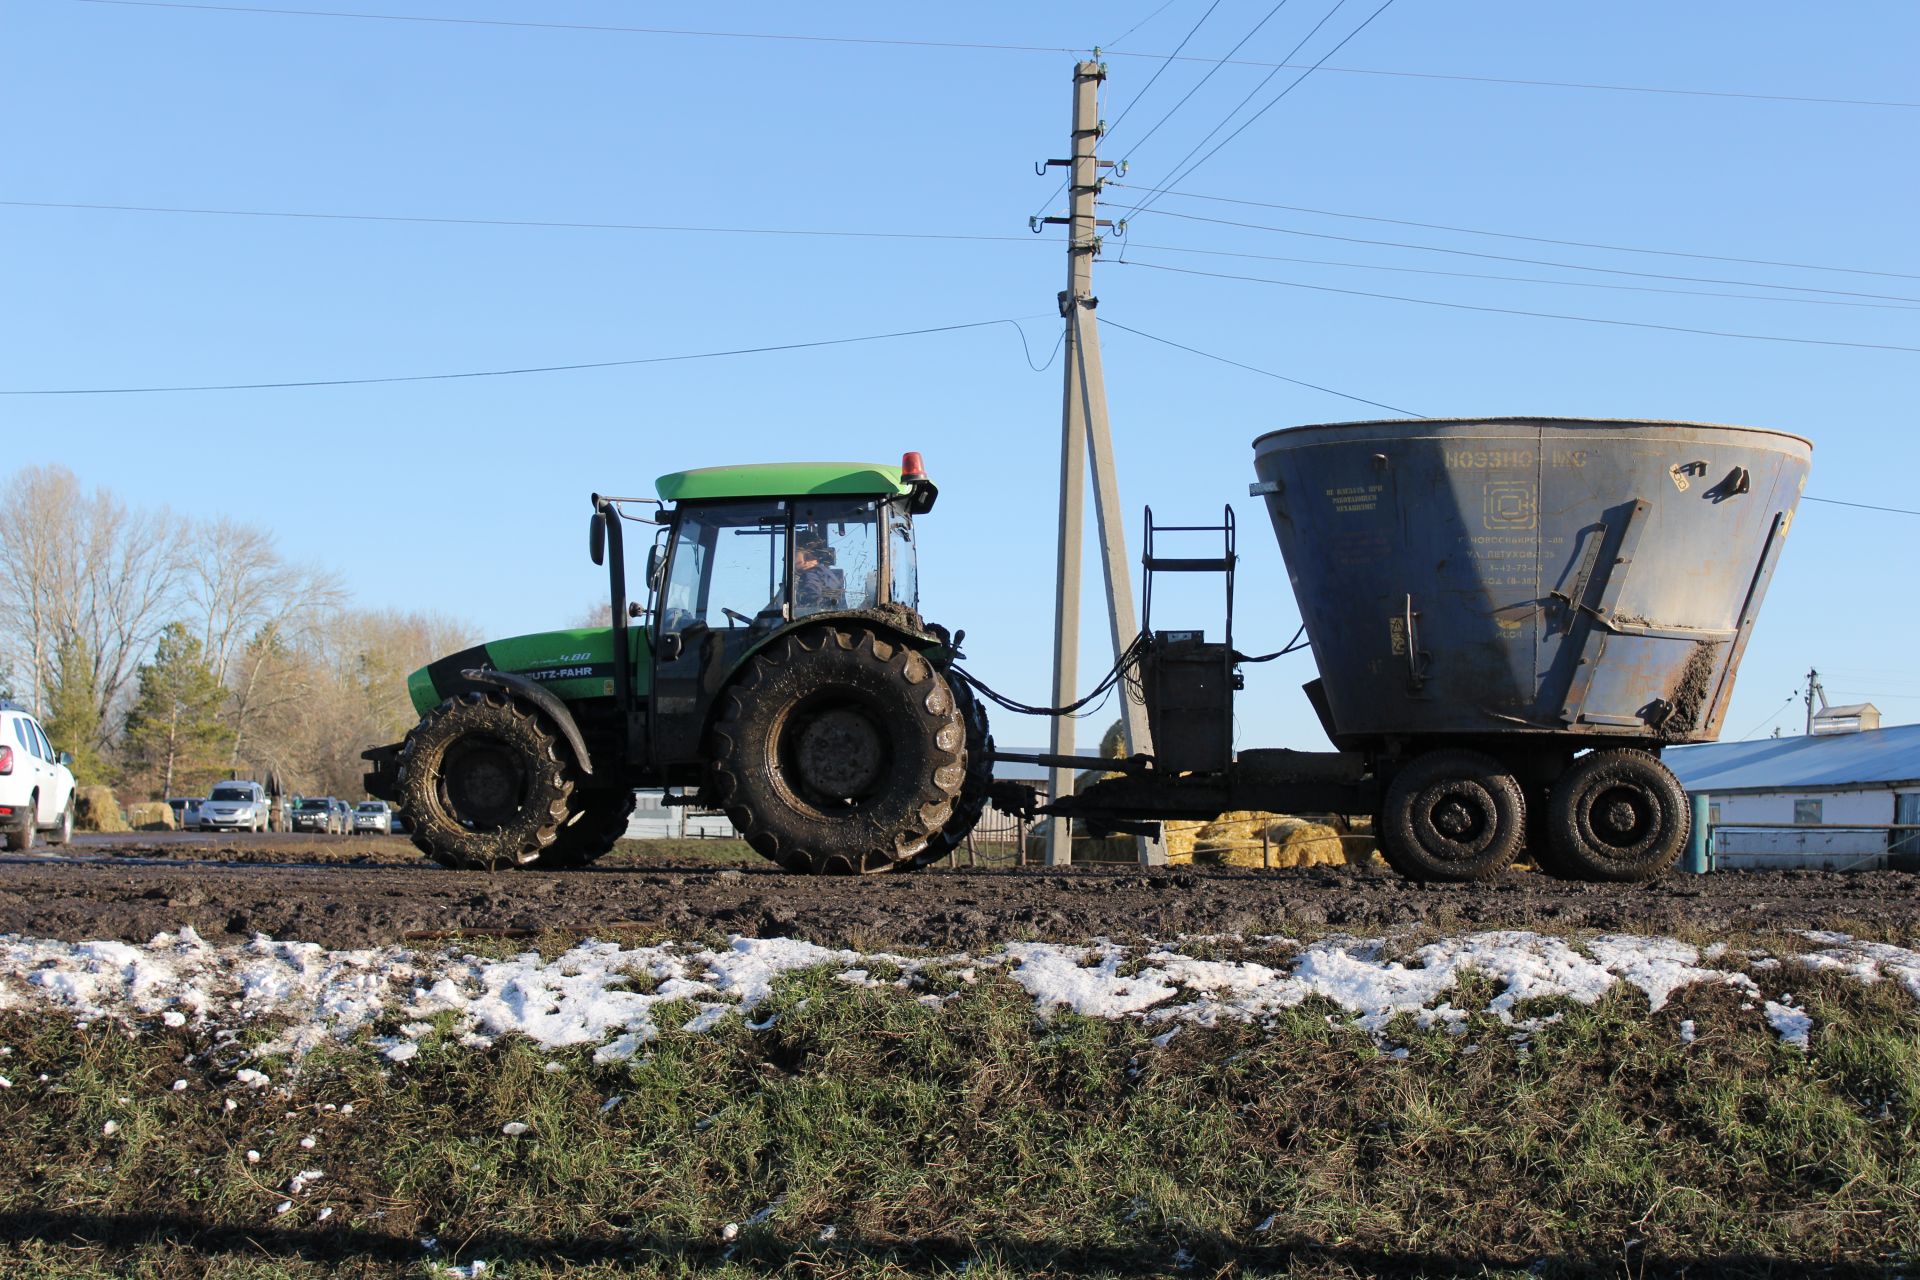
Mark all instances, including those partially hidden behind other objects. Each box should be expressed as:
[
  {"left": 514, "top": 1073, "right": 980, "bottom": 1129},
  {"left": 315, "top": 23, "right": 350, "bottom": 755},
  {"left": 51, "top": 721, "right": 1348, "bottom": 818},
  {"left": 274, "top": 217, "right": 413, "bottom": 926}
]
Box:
[
  {"left": 0, "top": 960, "right": 1916, "bottom": 1279},
  {"left": 598, "top": 839, "right": 764, "bottom": 868}
]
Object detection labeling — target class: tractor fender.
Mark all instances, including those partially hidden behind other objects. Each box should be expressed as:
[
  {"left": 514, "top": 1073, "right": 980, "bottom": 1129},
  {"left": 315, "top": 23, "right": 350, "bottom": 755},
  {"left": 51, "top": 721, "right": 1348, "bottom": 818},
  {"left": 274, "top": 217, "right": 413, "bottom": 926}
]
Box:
[
  {"left": 728, "top": 608, "right": 949, "bottom": 673},
  {"left": 461, "top": 668, "right": 595, "bottom": 777}
]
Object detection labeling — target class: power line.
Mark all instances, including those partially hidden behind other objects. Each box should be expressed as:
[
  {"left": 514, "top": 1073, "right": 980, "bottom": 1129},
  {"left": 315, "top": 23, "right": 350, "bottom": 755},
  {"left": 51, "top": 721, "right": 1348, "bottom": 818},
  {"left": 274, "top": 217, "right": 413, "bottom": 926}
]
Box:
[
  {"left": 1102, "top": 318, "right": 1423, "bottom": 415},
  {"left": 67, "top": 0, "right": 1084, "bottom": 55},
  {"left": 1801, "top": 495, "right": 1920, "bottom": 517},
  {"left": 1123, "top": 0, "right": 1401, "bottom": 221},
  {"left": 1122, "top": 238, "right": 1920, "bottom": 312},
  {"left": 1033, "top": 0, "right": 1230, "bottom": 221},
  {"left": 1117, "top": 0, "right": 1361, "bottom": 223},
  {"left": 1110, "top": 184, "right": 1920, "bottom": 283},
  {"left": 1102, "top": 0, "right": 1226, "bottom": 144},
  {"left": 22, "top": 196, "right": 1908, "bottom": 315},
  {"left": 0, "top": 317, "right": 1053, "bottom": 395},
  {"left": 1111, "top": 56, "right": 1920, "bottom": 111},
  {"left": 1120, "top": 258, "right": 1920, "bottom": 355},
  {"left": 0, "top": 199, "right": 1045, "bottom": 247},
  {"left": 1109, "top": 0, "right": 1299, "bottom": 164},
  {"left": 1737, "top": 691, "right": 1802, "bottom": 741},
  {"left": 1105, "top": 0, "right": 1183, "bottom": 52},
  {"left": 67, "top": 1, "right": 1920, "bottom": 110},
  {"left": 1130, "top": 207, "right": 1920, "bottom": 304}
]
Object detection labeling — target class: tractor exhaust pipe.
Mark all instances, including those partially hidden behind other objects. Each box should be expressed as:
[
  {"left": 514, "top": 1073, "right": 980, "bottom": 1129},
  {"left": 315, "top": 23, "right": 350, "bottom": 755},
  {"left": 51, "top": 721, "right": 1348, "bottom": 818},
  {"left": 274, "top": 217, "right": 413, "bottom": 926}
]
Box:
[{"left": 591, "top": 495, "right": 633, "bottom": 731}]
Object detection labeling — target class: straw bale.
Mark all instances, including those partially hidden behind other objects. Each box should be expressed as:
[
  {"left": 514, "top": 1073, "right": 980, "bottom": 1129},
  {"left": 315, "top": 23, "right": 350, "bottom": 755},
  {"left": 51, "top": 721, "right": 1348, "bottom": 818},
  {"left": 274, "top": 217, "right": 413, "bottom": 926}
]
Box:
[
  {"left": 74, "top": 785, "right": 130, "bottom": 833},
  {"left": 126, "top": 801, "right": 176, "bottom": 832}
]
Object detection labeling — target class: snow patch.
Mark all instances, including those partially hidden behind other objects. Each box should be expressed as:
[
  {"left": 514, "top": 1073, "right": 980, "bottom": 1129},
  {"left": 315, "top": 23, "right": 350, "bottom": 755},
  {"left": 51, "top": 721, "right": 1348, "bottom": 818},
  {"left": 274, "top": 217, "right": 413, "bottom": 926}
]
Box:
[{"left": 0, "top": 926, "right": 1906, "bottom": 1062}]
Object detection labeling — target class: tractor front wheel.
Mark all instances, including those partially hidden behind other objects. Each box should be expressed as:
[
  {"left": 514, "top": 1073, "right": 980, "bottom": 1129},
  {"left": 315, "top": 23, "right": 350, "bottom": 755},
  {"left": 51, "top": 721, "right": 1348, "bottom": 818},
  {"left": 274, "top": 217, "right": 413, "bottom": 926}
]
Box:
[
  {"left": 709, "top": 626, "right": 965, "bottom": 874},
  {"left": 396, "top": 691, "right": 574, "bottom": 870}
]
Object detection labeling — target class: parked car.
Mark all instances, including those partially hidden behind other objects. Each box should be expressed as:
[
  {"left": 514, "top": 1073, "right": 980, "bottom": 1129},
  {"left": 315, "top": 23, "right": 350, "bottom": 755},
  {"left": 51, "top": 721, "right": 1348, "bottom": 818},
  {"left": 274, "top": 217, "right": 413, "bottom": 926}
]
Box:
[
  {"left": 197, "top": 780, "right": 271, "bottom": 833},
  {"left": 0, "top": 700, "right": 77, "bottom": 851},
  {"left": 352, "top": 800, "right": 394, "bottom": 835},
  {"left": 167, "top": 797, "right": 205, "bottom": 829},
  {"left": 291, "top": 796, "right": 346, "bottom": 834}
]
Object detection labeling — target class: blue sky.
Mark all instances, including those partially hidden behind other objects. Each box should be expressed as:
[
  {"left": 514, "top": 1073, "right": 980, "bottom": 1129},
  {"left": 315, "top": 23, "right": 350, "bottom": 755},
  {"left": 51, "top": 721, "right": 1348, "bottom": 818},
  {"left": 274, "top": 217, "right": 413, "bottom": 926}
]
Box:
[{"left": 4, "top": 0, "right": 1916, "bottom": 748}]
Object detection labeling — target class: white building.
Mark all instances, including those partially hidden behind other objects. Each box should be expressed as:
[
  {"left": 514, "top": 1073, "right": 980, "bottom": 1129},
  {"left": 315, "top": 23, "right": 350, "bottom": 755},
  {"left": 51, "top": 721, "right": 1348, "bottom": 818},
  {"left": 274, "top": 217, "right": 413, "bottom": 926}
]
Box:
[
  {"left": 1665, "top": 722, "right": 1920, "bottom": 871},
  {"left": 623, "top": 790, "right": 738, "bottom": 841}
]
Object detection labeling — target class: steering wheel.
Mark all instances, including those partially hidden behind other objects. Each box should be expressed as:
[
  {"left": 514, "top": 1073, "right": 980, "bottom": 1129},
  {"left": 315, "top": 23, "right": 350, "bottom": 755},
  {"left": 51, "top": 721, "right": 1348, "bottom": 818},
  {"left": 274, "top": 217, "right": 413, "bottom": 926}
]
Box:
[{"left": 722, "top": 607, "right": 755, "bottom": 627}]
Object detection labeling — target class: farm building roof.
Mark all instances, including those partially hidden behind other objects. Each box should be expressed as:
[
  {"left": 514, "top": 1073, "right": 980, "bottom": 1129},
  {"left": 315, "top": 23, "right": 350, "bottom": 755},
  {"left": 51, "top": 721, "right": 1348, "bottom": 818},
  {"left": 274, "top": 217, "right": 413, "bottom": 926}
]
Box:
[{"left": 1665, "top": 722, "right": 1920, "bottom": 795}]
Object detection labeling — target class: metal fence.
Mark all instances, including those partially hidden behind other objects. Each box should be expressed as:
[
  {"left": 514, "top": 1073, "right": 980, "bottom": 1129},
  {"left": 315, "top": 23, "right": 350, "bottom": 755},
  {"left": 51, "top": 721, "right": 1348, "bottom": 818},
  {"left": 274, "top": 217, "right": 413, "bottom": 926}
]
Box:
[{"left": 1706, "top": 823, "right": 1920, "bottom": 872}]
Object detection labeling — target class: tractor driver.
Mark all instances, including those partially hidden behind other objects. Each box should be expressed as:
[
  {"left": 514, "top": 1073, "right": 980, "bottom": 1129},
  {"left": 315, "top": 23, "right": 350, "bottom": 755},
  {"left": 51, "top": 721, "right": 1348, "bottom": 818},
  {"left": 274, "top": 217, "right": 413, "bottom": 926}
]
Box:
[{"left": 791, "top": 532, "right": 846, "bottom": 614}]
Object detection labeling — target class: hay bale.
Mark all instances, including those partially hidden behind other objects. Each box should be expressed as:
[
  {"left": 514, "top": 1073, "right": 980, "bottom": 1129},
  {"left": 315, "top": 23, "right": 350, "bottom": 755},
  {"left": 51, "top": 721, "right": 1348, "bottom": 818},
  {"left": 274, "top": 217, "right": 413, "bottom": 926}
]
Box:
[
  {"left": 74, "top": 785, "right": 130, "bottom": 833},
  {"left": 126, "top": 801, "right": 176, "bottom": 832},
  {"left": 1178, "top": 813, "right": 1351, "bottom": 869},
  {"left": 1162, "top": 819, "right": 1207, "bottom": 864}
]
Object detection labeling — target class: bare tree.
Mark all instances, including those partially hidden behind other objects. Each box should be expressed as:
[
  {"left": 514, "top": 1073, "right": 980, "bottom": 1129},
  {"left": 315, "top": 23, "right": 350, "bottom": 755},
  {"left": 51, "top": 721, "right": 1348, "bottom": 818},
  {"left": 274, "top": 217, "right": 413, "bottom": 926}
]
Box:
[
  {"left": 185, "top": 517, "right": 345, "bottom": 687},
  {"left": 0, "top": 466, "right": 189, "bottom": 737}
]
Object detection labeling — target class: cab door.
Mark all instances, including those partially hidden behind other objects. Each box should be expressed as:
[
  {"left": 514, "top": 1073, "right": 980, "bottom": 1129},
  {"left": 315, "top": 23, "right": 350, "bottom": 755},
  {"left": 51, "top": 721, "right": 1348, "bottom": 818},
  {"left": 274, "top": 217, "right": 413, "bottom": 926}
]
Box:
[{"left": 651, "top": 500, "right": 791, "bottom": 767}]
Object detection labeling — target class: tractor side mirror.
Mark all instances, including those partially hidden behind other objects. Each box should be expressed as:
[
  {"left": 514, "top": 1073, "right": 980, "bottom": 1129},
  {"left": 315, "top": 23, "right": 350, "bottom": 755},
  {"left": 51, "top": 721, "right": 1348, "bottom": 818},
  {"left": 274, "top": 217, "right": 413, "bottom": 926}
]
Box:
[
  {"left": 589, "top": 512, "right": 606, "bottom": 566},
  {"left": 646, "top": 543, "right": 665, "bottom": 591}
]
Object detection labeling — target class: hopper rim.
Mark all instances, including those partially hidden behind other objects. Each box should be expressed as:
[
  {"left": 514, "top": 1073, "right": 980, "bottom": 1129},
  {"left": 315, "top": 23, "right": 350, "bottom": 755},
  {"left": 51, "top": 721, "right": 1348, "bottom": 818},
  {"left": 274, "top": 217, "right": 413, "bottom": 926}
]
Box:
[{"left": 1251, "top": 416, "right": 1813, "bottom": 451}]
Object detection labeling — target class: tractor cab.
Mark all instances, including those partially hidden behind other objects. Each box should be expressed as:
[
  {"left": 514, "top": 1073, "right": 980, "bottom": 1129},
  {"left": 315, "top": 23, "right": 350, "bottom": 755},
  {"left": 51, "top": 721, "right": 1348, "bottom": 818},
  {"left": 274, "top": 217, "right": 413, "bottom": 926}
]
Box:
[
  {"left": 590, "top": 455, "right": 944, "bottom": 776},
  {"left": 650, "top": 456, "right": 937, "bottom": 643}
]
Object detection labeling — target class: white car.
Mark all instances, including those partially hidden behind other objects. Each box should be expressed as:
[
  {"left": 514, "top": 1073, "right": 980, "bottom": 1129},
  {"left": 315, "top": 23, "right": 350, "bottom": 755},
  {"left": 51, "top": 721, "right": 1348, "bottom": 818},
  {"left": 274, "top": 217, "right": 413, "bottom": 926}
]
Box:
[
  {"left": 352, "top": 801, "right": 393, "bottom": 835},
  {"left": 1, "top": 701, "right": 77, "bottom": 851},
  {"left": 197, "top": 780, "right": 271, "bottom": 833}
]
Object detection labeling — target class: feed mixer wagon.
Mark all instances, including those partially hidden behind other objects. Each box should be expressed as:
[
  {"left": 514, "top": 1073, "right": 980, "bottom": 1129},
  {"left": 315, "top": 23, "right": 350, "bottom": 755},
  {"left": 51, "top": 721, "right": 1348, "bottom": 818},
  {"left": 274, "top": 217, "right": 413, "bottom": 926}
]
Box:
[{"left": 1044, "top": 417, "right": 1811, "bottom": 882}]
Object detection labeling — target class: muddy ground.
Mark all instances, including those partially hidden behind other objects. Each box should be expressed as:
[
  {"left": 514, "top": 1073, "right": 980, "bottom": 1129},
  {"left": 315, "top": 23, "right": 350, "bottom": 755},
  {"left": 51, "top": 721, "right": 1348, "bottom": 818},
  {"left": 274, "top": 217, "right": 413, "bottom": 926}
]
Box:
[{"left": 0, "top": 833, "right": 1913, "bottom": 950}]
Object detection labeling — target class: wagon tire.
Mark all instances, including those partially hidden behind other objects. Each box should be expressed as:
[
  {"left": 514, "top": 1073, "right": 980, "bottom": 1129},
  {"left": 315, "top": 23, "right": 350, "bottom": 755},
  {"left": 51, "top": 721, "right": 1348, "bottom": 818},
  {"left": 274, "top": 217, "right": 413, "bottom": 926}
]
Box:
[
  {"left": 535, "top": 789, "right": 638, "bottom": 869},
  {"left": 1547, "top": 748, "right": 1689, "bottom": 883},
  {"left": 395, "top": 691, "right": 574, "bottom": 870},
  {"left": 1378, "top": 749, "right": 1525, "bottom": 882},
  {"left": 709, "top": 626, "right": 965, "bottom": 874}
]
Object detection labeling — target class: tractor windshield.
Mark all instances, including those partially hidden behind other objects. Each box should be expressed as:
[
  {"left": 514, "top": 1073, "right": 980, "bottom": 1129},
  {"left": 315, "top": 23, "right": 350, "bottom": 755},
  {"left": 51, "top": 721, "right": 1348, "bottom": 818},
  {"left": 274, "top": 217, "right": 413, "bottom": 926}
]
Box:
[{"left": 791, "top": 498, "right": 880, "bottom": 619}]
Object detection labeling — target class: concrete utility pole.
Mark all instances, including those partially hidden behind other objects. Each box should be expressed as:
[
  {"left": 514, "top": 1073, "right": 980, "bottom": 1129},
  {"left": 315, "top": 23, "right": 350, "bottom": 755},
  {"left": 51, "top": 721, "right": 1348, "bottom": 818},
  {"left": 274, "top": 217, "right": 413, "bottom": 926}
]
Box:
[
  {"left": 1037, "top": 60, "right": 1164, "bottom": 868},
  {"left": 1805, "top": 668, "right": 1825, "bottom": 735}
]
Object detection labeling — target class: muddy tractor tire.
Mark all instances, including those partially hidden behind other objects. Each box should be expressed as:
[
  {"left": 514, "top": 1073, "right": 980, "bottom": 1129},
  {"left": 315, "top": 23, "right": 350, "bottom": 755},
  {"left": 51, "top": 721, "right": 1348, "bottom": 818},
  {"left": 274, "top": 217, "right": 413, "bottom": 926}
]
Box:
[
  {"left": 1546, "top": 748, "right": 1690, "bottom": 882},
  {"left": 395, "top": 691, "right": 575, "bottom": 870},
  {"left": 905, "top": 673, "right": 994, "bottom": 870},
  {"left": 1378, "top": 749, "right": 1526, "bottom": 882},
  {"left": 534, "top": 789, "right": 639, "bottom": 870},
  {"left": 709, "top": 625, "right": 966, "bottom": 874}
]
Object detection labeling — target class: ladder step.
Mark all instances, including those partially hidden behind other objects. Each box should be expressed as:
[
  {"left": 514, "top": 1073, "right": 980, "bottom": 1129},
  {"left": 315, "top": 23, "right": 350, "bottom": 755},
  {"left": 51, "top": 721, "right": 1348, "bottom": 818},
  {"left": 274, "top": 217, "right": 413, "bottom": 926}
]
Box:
[{"left": 1144, "top": 556, "right": 1232, "bottom": 573}]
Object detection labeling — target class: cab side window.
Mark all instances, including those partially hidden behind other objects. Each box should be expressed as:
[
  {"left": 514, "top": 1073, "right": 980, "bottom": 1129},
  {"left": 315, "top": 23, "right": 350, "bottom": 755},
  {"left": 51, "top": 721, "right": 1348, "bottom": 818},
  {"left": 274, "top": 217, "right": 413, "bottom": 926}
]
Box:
[{"left": 31, "top": 721, "right": 54, "bottom": 762}]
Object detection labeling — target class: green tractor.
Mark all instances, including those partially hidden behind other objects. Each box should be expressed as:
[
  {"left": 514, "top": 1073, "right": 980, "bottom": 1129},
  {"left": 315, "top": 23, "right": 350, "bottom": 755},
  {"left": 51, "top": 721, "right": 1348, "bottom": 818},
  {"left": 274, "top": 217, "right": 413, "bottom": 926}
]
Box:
[{"left": 362, "top": 455, "right": 993, "bottom": 873}]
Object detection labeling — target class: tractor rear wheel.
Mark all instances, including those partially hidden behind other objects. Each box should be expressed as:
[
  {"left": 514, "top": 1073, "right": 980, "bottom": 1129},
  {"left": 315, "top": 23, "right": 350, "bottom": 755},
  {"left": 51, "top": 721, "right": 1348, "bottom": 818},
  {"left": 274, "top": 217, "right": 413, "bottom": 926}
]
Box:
[
  {"left": 534, "top": 789, "right": 638, "bottom": 869},
  {"left": 396, "top": 691, "right": 574, "bottom": 870},
  {"left": 1546, "top": 748, "right": 1689, "bottom": 882},
  {"left": 709, "top": 626, "right": 965, "bottom": 874},
  {"left": 1378, "top": 749, "right": 1525, "bottom": 881},
  {"left": 905, "top": 673, "right": 993, "bottom": 870}
]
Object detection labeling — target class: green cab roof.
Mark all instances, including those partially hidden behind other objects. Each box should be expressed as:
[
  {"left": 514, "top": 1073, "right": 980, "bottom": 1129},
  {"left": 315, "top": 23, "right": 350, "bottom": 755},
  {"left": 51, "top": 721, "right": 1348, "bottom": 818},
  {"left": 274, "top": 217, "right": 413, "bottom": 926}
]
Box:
[{"left": 655, "top": 461, "right": 913, "bottom": 503}]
